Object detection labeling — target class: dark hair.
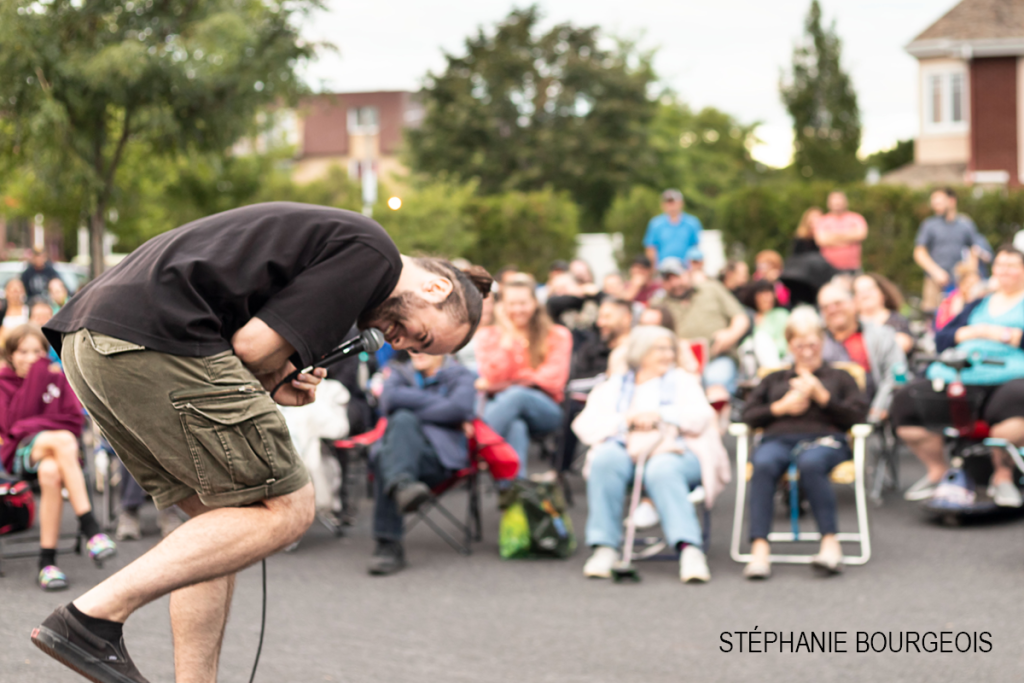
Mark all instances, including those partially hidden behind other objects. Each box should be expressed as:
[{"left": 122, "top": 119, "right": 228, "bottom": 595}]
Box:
[
  {"left": 857, "top": 273, "right": 904, "bottom": 312},
  {"left": 739, "top": 279, "right": 776, "bottom": 310},
  {"left": 549, "top": 260, "right": 569, "bottom": 273},
  {"left": 4, "top": 323, "right": 49, "bottom": 362},
  {"left": 27, "top": 296, "right": 52, "bottom": 311},
  {"left": 632, "top": 255, "right": 652, "bottom": 269},
  {"left": 601, "top": 297, "right": 633, "bottom": 315},
  {"left": 413, "top": 258, "right": 493, "bottom": 352},
  {"left": 645, "top": 304, "right": 676, "bottom": 332},
  {"left": 996, "top": 245, "right": 1024, "bottom": 264},
  {"left": 941, "top": 187, "right": 957, "bottom": 201}
]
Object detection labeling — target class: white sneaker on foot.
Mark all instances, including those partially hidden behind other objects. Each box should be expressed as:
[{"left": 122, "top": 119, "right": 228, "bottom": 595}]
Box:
[
  {"left": 989, "top": 481, "right": 1024, "bottom": 508},
  {"left": 904, "top": 474, "right": 941, "bottom": 501},
  {"left": 629, "top": 500, "right": 660, "bottom": 529},
  {"left": 680, "top": 545, "right": 710, "bottom": 583},
  {"left": 583, "top": 546, "right": 620, "bottom": 579}
]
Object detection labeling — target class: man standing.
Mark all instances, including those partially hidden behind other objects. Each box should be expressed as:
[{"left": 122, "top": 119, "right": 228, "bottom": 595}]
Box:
[
  {"left": 643, "top": 189, "right": 703, "bottom": 267},
  {"left": 914, "top": 187, "right": 992, "bottom": 313},
  {"left": 814, "top": 191, "right": 868, "bottom": 273},
  {"left": 22, "top": 248, "right": 62, "bottom": 300},
  {"left": 32, "top": 202, "right": 491, "bottom": 683},
  {"left": 818, "top": 282, "right": 905, "bottom": 424},
  {"left": 652, "top": 257, "right": 749, "bottom": 396},
  {"left": 369, "top": 351, "right": 477, "bottom": 575}
]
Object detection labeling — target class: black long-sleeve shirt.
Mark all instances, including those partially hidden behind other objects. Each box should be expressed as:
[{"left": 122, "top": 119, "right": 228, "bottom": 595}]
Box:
[{"left": 742, "top": 364, "right": 868, "bottom": 436}]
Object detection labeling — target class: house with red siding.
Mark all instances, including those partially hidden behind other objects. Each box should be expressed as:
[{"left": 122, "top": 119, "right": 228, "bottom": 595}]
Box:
[{"left": 884, "top": 0, "right": 1024, "bottom": 187}]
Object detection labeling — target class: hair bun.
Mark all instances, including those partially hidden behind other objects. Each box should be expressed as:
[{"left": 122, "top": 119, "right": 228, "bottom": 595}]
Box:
[{"left": 461, "top": 264, "right": 494, "bottom": 297}]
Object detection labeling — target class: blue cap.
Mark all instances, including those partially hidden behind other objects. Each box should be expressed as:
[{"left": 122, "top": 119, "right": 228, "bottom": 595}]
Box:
[{"left": 686, "top": 246, "right": 704, "bottom": 262}]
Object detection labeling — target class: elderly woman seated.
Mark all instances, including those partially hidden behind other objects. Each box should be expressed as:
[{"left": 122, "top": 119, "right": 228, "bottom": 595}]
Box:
[
  {"left": 572, "top": 325, "right": 731, "bottom": 584},
  {"left": 741, "top": 307, "right": 868, "bottom": 579}
]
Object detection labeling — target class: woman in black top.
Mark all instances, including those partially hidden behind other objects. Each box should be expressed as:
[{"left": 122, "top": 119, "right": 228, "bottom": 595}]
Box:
[{"left": 741, "top": 307, "right": 868, "bottom": 579}]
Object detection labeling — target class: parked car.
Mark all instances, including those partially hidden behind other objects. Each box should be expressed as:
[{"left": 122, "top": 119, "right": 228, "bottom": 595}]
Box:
[{"left": 0, "top": 261, "right": 89, "bottom": 297}]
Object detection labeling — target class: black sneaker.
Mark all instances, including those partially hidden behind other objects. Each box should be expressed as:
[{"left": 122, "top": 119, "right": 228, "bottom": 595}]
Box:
[
  {"left": 30, "top": 605, "right": 149, "bottom": 683},
  {"left": 367, "top": 540, "right": 406, "bottom": 576},
  {"left": 393, "top": 481, "right": 432, "bottom": 514}
]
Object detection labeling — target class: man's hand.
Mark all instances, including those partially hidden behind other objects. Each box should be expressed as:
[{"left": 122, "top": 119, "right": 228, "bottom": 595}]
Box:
[
  {"left": 258, "top": 364, "right": 326, "bottom": 407},
  {"left": 772, "top": 389, "right": 810, "bottom": 417},
  {"left": 930, "top": 268, "right": 950, "bottom": 288}
]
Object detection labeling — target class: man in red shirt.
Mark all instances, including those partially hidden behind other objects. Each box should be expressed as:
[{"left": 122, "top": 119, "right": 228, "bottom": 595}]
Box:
[{"left": 814, "top": 191, "right": 868, "bottom": 273}]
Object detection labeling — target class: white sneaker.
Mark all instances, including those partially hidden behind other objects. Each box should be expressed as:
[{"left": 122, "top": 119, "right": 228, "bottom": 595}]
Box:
[
  {"left": 629, "top": 500, "right": 660, "bottom": 529},
  {"left": 680, "top": 545, "right": 710, "bottom": 583},
  {"left": 904, "top": 474, "right": 940, "bottom": 501},
  {"left": 989, "top": 481, "right": 1024, "bottom": 508},
  {"left": 583, "top": 546, "right": 620, "bottom": 579}
]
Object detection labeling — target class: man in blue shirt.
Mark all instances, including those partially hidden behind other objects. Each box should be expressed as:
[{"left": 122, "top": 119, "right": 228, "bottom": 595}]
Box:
[{"left": 643, "top": 189, "right": 703, "bottom": 266}]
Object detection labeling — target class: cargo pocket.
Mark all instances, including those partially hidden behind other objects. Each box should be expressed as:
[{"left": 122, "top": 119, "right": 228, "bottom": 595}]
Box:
[
  {"left": 170, "top": 385, "right": 292, "bottom": 497},
  {"left": 85, "top": 329, "right": 146, "bottom": 356}
]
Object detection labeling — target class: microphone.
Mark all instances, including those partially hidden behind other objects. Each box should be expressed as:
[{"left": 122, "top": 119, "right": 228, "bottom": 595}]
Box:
[{"left": 270, "top": 328, "right": 385, "bottom": 399}]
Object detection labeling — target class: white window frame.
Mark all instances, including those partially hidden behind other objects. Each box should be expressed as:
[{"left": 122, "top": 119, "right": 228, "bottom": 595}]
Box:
[{"left": 921, "top": 63, "right": 969, "bottom": 135}]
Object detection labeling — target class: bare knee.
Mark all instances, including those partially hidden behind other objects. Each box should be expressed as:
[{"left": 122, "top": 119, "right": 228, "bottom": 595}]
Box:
[
  {"left": 35, "top": 457, "right": 62, "bottom": 491},
  {"left": 266, "top": 483, "right": 315, "bottom": 543}
]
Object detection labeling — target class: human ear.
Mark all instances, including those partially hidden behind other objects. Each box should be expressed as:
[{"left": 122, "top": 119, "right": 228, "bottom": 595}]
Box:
[{"left": 421, "top": 276, "right": 454, "bottom": 303}]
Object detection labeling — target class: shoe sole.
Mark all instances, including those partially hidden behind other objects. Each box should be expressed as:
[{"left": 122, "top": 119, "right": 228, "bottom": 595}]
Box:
[
  {"left": 31, "top": 626, "right": 139, "bottom": 683},
  {"left": 398, "top": 490, "right": 433, "bottom": 514},
  {"left": 810, "top": 560, "right": 844, "bottom": 576},
  {"left": 903, "top": 490, "right": 936, "bottom": 502}
]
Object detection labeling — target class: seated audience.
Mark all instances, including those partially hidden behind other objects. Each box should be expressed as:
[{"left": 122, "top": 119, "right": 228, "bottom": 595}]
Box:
[
  {"left": 0, "top": 324, "right": 116, "bottom": 590},
  {"left": 755, "top": 249, "right": 791, "bottom": 307},
  {"left": 741, "top": 307, "right": 868, "bottom": 579},
  {"left": 2, "top": 278, "right": 28, "bottom": 334},
  {"left": 47, "top": 277, "right": 69, "bottom": 310},
  {"left": 27, "top": 298, "right": 61, "bottom": 364},
  {"left": 454, "top": 292, "right": 494, "bottom": 373},
  {"left": 892, "top": 246, "right": 1024, "bottom": 507},
  {"left": 686, "top": 247, "right": 707, "bottom": 284},
  {"left": 818, "top": 282, "right": 905, "bottom": 423},
  {"left": 720, "top": 259, "right": 750, "bottom": 294},
  {"left": 651, "top": 257, "right": 749, "bottom": 397},
  {"left": 622, "top": 255, "right": 662, "bottom": 305},
  {"left": 573, "top": 326, "right": 730, "bottom": 583},
  {"left": 853, "top": 273, "right": 914, "bottom": 355},
  {"left": 369, "top": 350, "right": 477, "bottom": 575},
  {"left": 636, "top": 305, "right": 700, "bottom": 374},
  {"left": 569, "top": 258, "right": 596, "bottom": 288},
  {"left": 477, "top": 276, "right": 572, "bottom": 477},
  {"left": 601, "top": 272, "right": 626, "bottom": 299},
  {"left": 935, "top": 260, "right": 985, "bottom": 331},
  {"left": 556, "top": 298, "right": 635, "bottom": 472},
  {"left": 546, "top": 272, "right": 601, "bottom": 332},
  {"left": 22, "top": 249, "right": 61, "bottom": 299},
  {"left": 741, "top": 280, "right": 790, "bottom": 366},
  {"left": 536, "top": 259, "right": 570, "bottom": 304}
]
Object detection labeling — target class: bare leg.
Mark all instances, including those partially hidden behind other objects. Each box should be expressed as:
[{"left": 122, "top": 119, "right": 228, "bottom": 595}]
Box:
[
  {"left": 988, "top": 418, "right": 1024, "bottom": 486},
  {"left": 170, "top": 497, "right": 236, "bottom": 683},
  {"left": 750, "top": 538, "right": 770, "bottom": 562},
  {"left": 72, "top": 482, "right": 314, "bottom": 623},
  {"left": 32, "top": 431, "right": 92, "bottom": 516},
  {"left": 896, "top": 426, "right": 947, "bottom": 481},
  {"left": 817, "top": 533, "right": 842, "bottom": 561},
  {"left": 35, "top": 458, "right": 63, "bottom": 550}
]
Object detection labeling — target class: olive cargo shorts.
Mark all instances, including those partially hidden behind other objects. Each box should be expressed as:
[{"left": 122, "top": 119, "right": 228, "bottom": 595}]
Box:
[{"left": 61, "top": 329, "right": 309, "bottom": 510}]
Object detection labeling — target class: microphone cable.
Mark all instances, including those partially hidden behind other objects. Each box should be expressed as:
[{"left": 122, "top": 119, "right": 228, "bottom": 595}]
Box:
[{"left": 249, "top": 559, "right": 267, "bottom": 683}]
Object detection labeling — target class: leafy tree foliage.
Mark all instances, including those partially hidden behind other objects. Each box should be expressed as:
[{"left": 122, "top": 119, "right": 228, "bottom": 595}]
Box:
[
  {"left": 780, "top": 1, "right": 863, "bottom": 182},
  {"left": 0, "top": 0, "right": 321, "bottom": 274},
  {"left": 406, "top": 5, "right": 658, "bottom": 228},
  {"left": 865, "top": 139, "right": 914, "bottom": 175}
]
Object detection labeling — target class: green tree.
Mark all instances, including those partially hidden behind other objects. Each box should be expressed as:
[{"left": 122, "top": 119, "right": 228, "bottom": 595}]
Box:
[
  {"left": 372, "top": 177, "right": 478, "bottom": 259},
  {"left": 780, "top": 0, "right": 863, "bottom": 182},
  {"left": 0, "top": 0, "right": 321, "bottom": 275},
  {"left": 865, "top": 139, "right": 914, "bottom": 175},
  {"left": 406, "top": 5, "right": 658, "bottom": 228}
]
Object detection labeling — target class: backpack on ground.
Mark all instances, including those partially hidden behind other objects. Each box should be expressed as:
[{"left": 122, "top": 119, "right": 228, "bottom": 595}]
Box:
[
  {"left": 0, "top": 475, "right": 35, "bottom": 536},
  {"left": 498, "top": 479, "right": 576, "bottom": 559}
]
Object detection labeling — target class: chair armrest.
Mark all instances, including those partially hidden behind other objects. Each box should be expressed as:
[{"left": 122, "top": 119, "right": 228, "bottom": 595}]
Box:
[{"left": 728, "top": 423, "right": 749, "bottom": 437}]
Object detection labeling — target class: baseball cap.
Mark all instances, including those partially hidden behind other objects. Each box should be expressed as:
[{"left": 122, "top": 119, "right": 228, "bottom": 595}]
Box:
[
  {"left": 658, "top": 256, "right": 688, "bottom": 276},
  {"left": 686, "top": 246, "right": 704, "bottom": 262},
  {"left": 661, "top": 189, "right": 683, "bottom": 203}
]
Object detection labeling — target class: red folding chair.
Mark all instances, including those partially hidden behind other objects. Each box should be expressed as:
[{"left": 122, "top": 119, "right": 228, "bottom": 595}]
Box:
[{"left": 335, "top": 417, "right": 517, "bottom": 556}]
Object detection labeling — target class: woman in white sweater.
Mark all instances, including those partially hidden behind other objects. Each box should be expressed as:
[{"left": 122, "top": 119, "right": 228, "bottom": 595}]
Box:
[{"left": 573, "top": 325, "right": 731, "bottom": 584}]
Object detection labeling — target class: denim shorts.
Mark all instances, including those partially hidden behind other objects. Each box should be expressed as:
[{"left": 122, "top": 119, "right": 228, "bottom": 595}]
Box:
[{"left": 60, "top": 329, "right": 308, "bottom": 510}]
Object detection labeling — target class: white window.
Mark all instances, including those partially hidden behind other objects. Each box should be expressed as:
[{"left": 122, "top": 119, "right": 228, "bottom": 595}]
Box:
[
  {"left": 347, "top": 106, "right": 379, "bottom": 135},
  {"left": 922, "top": 65, "right": 968, "bottom": 134}
]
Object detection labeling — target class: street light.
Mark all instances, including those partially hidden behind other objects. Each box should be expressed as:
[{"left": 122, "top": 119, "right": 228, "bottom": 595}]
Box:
[{"left": 388, "top": 196, "right": 402, "bottom": 210}]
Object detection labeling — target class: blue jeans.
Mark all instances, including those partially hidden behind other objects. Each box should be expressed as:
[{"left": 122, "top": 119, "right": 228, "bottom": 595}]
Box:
[
  {"left": 748, "top": 434, "right": 851, "bottom": 540},
  {"left": 372, "top": 410, "right": 453, "bottom": 541},
  {"left": 483, "top": 386, "right": 563, "bottom": 477},
  {"left": 703, "top": 355, "right": 738, "bottom": 395},
  {"left": 585, "top": 441, "right": 704, "bottom": 550}
]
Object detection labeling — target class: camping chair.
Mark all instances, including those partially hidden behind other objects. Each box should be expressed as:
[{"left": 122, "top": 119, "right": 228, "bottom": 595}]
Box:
[
  {"left": 728, "top": 362, "right": 873, "bottom": 566},
  {"left": 335, "top": 417, "right": 516, "bottom": 556}
]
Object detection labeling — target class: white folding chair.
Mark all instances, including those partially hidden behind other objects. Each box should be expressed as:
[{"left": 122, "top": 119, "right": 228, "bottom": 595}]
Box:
[{"left": 729, "top": 422, "right": 873, "bottom": 565}]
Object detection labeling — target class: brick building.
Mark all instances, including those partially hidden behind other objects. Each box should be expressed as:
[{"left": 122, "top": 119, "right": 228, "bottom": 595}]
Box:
[
  {"left": 291, "top": 90, "right": 423, "bottom": 185},
  {"left": 884, "top": 0, "right": 1024, "bottom": 187}
]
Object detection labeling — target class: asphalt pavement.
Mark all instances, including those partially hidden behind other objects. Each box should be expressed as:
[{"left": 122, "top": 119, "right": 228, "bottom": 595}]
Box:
[{"left": 2, "top": 449, "right": 1023, "bottom": 683}]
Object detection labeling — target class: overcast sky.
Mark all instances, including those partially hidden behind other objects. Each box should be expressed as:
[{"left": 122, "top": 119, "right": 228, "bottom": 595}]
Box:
[{"left": 299, "top": 0, "right": 957, "bottom": 168}]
